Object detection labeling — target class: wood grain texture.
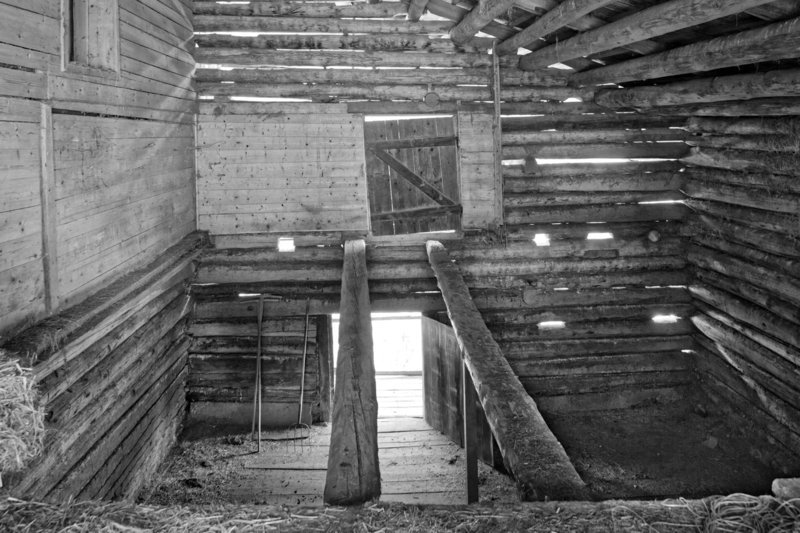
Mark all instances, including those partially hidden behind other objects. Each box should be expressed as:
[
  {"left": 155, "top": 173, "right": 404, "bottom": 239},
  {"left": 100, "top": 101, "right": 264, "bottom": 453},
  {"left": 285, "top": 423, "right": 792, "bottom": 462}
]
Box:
[
  {"left": 426, "top": 240, "right": 587, "bottom": 501},
  {"left": 324, "top": 240, "right": 381, "bottom": 504}
]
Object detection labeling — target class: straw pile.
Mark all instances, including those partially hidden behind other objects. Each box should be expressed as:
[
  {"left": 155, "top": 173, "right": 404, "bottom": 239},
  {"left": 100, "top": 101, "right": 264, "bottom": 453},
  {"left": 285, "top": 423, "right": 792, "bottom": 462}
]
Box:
[
  {"left": 688, "top": 494, "right": 800, "bottom": 532},
  {"left": 0, "top": 351, "right": 45, "bottom": 487}
]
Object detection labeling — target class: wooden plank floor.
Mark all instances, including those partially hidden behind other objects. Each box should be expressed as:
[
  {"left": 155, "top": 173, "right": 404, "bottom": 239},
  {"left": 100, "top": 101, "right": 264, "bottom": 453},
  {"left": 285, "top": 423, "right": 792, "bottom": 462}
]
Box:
[
  {"left": 376, "top": 373, "right": 423, "bottom": 418},
  {"left": 240, "top": 417, "right": 468, "bottom": 505}
]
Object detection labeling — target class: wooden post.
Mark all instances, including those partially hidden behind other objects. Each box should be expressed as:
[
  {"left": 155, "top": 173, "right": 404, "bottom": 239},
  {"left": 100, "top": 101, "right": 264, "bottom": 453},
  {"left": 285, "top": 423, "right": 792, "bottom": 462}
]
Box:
[
  {"left": 462, "top": 358, "right": 479, "bottom": 504},
  {"left": 39, "top": 103, "right": 58, "bottom": 313},
  {"left": 324, "top": 240, "right": 381, "bottom": 505},
  {"left": 426, "top": 240, "right": 587, "bottom": 501},
  {"left": 315, "top": 315, "right": 334, "bottom": 423}
]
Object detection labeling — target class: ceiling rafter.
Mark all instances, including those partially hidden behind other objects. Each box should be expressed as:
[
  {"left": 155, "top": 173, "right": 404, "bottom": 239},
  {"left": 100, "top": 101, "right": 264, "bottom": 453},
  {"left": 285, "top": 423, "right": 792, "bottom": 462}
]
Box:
[{"left": 519, "top": 0, "right": 777, "bottom": 71}]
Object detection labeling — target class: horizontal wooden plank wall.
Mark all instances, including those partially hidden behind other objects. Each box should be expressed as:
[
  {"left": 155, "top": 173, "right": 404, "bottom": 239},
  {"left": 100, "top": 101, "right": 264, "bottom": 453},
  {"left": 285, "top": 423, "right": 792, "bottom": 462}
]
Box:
[
  {"left": 0, "top": 0, "right": 196, "bottom": 336},
  {"left": 681, "top": 115, "right": 800, "bottom": 470},
  {"left": 196, "top": 103, "right": 369, "bottom": 235},
  {"left": 2, "top": 234, "right": 204, "bottom": 501},
  {"left": 187, "top": 314, "right": 329, "bottom": 427},
  {"left": 0, "top": 0, "right": 198, "bottom": 502},
  {"left": 0, "top": 97, "right": 46, "bottom": 336},
  {"left": 53, "top": 114, "right": 195, "bottom": 308}
]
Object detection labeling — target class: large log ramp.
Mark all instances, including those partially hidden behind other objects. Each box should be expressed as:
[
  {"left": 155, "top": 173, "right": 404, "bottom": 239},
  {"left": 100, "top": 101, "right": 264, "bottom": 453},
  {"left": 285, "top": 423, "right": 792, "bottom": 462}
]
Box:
[{"left": 426, "top": 240, "right": 587, "bottom": 501}]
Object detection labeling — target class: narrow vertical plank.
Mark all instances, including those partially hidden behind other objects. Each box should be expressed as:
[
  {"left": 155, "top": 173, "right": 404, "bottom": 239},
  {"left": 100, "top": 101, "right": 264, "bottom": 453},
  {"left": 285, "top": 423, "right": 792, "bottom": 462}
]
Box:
[
  {"left": 39, "top": 103, "right": 58, "bottom": 312},
  {"left": 315, "top": 314, "right": 333, "bottom": 423},
  {"left": 491, "top": 43, "right": 503, "bottom": 229},
  {"left": 463, "top": 358, "right": 479, "bottom": 504},
  {"left": 324, "top": 239, "right": 381, "bottom": 504}
]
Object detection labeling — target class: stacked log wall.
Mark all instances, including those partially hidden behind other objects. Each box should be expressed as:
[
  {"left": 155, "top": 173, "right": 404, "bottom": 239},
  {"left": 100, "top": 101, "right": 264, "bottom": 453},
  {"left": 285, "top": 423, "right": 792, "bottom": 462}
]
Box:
[
  {"left": 187, "top": 313, "right": 332, "bottom": 427},
  {"left": 190, "top": 1, "right": 696, "bottom": 417},
  {"left": 681, "top": 116, "right": 800, "bottom": 470},
  {"left": 0, "top": 0, "right": 196, "bottom": 337},
  {"left": 2, "top": 234, "right": 204, "bottom": 501}
]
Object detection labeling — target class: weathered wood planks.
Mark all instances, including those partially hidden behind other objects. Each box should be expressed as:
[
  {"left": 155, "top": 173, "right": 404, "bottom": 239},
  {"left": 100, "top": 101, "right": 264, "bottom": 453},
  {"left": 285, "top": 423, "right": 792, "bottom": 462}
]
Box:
[
  {"left": 426, "top": 240, "right": 587, "bottom": 501},
  {"left": 324, "top": 240, "right": 381, "bottom": 505}
]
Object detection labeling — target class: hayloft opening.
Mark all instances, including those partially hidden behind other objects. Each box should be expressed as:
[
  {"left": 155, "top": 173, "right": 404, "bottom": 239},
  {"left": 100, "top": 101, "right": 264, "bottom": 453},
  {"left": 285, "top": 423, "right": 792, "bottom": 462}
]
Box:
[{"left": 364, "top": 115, "right": 462, "bottom": 236}]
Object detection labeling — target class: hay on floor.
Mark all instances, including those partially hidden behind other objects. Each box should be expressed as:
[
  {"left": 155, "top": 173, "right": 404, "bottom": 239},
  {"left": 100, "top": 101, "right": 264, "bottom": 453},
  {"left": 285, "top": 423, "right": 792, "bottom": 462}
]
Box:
[
  {"left": 0, "top": 351, "right": 45, "bottom": 487},
  {"left": 1, "top": 494, "right": 798, "bottom": 532}
]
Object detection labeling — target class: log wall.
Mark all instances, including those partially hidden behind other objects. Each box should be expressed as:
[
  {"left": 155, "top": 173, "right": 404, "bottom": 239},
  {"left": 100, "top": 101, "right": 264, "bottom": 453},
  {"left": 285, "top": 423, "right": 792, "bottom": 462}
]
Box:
[
  {"left": 185, "top": 0, "right": 742, "bottom": 436},
  {"left": 0, "top": 0, "right": 196, "bottom": 337},
  {"left": 0, "top": 1, "right": 197, "bottom": 501},
  {"left": 2, "top": 234, "right": 204, "bottom": 501},
  {"left": 681, "top": 116, "right": 800, "bottom": 470},
  {"left": 187, "top": 313, "right": 332, "bottom": 427}
]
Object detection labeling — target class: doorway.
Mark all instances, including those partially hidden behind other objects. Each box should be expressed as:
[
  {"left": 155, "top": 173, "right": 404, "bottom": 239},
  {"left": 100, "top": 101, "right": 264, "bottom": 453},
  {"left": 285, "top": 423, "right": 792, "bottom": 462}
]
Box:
[{"left": 331, "top": 312, "right": 423, "bottom": 418}]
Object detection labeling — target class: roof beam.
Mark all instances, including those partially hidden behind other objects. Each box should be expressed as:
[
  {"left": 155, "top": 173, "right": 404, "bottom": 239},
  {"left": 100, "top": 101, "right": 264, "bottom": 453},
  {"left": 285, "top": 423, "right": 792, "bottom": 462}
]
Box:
[
  {"left": 519, "top": 0, "right": 777, "bottom": 70},
  {"left": 406, "top": 0, "right": 430, "bottom": 22},
  {"left": 594, "top": 68, "right": 800, "bottom": 109},
  {"left": 427, "top": 0, "right": 515, "bottom": 40},
  {"left": 497, "top": 0, "right": 617, "bottom": 55},
  {"left": 450, "top": 0, "right": 518, "bottom": 45},
  {"left": 572, "top": 16, "right": 800, "bottom": 86}
]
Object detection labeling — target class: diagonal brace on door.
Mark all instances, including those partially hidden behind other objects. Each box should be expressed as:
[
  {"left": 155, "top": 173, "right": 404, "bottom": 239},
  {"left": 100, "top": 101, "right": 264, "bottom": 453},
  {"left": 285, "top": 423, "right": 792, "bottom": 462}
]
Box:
[{"left": 369, "top": 147, "right": 458, "bottom": 207}]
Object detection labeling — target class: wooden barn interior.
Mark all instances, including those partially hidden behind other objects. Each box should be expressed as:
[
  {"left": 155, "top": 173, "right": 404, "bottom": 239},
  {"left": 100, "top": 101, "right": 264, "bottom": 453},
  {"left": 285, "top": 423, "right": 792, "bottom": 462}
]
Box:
[{"left": 1, "top": 0, "right": 800, "bottom": 512}]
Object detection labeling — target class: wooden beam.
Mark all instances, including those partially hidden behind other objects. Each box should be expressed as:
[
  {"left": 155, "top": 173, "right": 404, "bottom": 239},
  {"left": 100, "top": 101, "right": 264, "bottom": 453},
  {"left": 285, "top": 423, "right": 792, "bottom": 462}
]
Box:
[
  {"left": 193, "top": 1, "right": 405, "bottom": 17},
  {"left": 193, "top": 15, "right": 451, "bottom": 34},
  {"left": 368, "top": 135, "right": 457, "bottom": 150},
  {"left": 572, "top": 15, "right": 800, "bottom": 86},
  {"left": 39, "top": 103, "right": 58, "bottom": 313},
  {"left": 324, "top": 240, "right": 380, "bottom": 505},
  {"left": 497, "top": 0, "right": 616, "bottom": 55},
  {"left": 520, "top": 0, "right": 775, "bottom": 70},
  {"left": 371, "top": 204, "right": 462, "bottom": 223},
  {"left": 595, "top": 68, "right": 800, "bottom": 109},
  {"left": 450, "top": 0, "right": 517, "bottom": 46},
  {"left": 427, "top": 0, "right": 516, "bottom": 40},
  {"left": 370, "top": 148, "right": 457, "bottom": 206},
  {"left": 463, "top": 359, "right": 479, "bottom": 504},
  {"left": 315, "top": 315, "right": 334, "bottom": 423},
  {"left": 407, "top": 0, "right": 430, "bottom": 22},
  {"left": 425, "top": 240, "right": 587, "bottom": 501},
  {"left": 491, "top": 42, "right": 504, "bottom": 228}
]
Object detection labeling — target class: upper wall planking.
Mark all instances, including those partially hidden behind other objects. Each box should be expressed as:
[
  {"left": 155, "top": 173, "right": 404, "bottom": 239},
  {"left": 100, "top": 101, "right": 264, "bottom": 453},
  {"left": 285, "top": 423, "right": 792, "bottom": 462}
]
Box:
[{"left": 0, "top": 0, "right": 197, "bottom": 337}]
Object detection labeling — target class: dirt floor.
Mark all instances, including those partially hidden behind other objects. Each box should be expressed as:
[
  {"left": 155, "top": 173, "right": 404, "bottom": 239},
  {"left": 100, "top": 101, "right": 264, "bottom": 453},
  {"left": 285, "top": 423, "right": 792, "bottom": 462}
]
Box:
[{"left": 546, "top": 399, "right": 783, "bottom": 499}]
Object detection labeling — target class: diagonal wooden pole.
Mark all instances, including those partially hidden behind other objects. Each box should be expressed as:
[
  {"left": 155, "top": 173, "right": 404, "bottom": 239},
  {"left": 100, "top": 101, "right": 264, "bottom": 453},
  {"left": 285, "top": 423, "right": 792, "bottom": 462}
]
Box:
[{"left": 426, "top": 240, "right": 587, "bottom": 501}]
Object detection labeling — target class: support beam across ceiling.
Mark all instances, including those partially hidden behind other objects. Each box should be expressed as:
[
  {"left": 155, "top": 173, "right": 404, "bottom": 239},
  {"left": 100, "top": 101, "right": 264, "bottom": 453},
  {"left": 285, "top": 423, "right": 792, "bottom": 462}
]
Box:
[
  {"left": 519, "top": 0, "right": 776, "bottom": 70},
  {"left": 497, "top": 0, "right": 617, "bottom": 55},
  {"left": 406, "top": 0, "right": 430, "bottom": 22},
  {"left": 450, "top": 0, "right": 518, "bottom": 45},
  {"left": 594, "top": 68, "right": 800, "bottom": 109},
  {"left": 572, "top": 15, "right": 800, "bottom": 86}
]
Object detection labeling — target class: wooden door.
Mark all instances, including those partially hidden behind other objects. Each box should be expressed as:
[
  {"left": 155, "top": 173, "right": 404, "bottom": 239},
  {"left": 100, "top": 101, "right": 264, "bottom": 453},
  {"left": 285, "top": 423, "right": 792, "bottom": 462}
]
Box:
[{"left": 364, "top": 117, "right": 461, "bottom": 236}]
